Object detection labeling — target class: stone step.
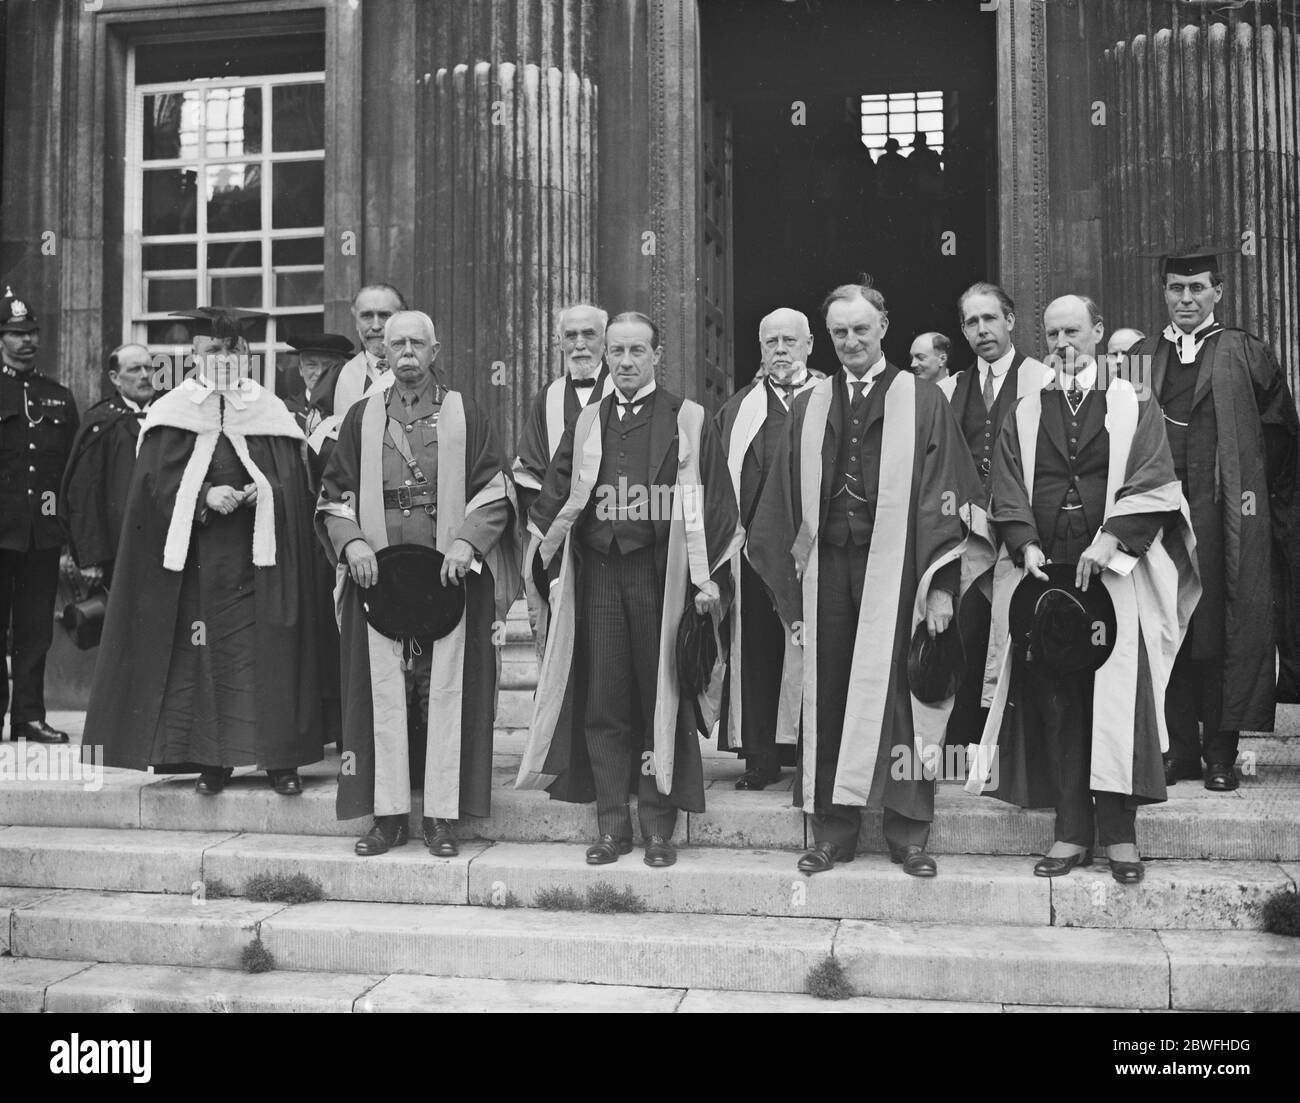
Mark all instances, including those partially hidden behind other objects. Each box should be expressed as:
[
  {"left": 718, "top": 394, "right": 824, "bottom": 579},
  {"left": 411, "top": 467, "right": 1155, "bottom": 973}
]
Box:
[
  {"left": 0, "top": 957, "right": 1026, "bottom": 1013},
  {"left": 1, "top": 829, "right": 1292, "bottom": 930},
  {"left": 5, "top": 755, "right": 1299, "bottom": 860},
  {"left": 7, "top": 890, "right": 1296, "bottom": 1009}
]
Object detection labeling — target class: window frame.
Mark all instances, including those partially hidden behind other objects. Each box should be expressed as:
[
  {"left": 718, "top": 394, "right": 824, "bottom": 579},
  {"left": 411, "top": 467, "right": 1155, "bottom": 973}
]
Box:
[{"left": 124, "top": 54, "right": 328, "bottom": 387}]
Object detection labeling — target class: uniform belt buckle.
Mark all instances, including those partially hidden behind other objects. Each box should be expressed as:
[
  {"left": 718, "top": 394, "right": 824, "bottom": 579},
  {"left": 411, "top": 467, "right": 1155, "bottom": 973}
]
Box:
[{"left": 395, "top": 485, "right": 413, "bottom": 510}]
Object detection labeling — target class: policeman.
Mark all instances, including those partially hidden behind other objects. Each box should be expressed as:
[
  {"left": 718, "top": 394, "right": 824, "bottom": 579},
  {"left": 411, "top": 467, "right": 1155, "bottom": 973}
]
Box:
[{"left": 0, "top": 289, "right": 79, "bottom": 743}]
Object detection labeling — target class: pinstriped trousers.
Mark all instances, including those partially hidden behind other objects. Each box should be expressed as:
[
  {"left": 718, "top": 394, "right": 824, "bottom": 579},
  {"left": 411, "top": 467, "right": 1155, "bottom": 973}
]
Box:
[{"left": 579, "top": 544, "right": 679, "bottom": 839}]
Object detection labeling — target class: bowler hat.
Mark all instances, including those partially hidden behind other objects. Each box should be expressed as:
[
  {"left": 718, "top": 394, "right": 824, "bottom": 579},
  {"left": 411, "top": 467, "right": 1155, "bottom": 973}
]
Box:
[
  {"left": 907, "top": 617, "right": 965, "bottom": 704},
  {"left": 360, "top": 544, "right": 465, "bottom": 642},
  {"left": 287, "top": 331, "right": 355, "bottom": 358},
  {"left": 676, "top": 607, "right": 718, "bottom": 698},
  {"left": 61, "top": 591, "right": 108, "bottom": 650},
  {"left": 1008, "top": 563, "right": 1117, "bottom": 677}
]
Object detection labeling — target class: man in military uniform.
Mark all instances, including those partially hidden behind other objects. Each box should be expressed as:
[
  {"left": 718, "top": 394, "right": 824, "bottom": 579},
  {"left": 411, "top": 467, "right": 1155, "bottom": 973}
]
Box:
[
  {"left": 0, "top": 290, "right": 80, "bottom": 743},
  {"left": 61, "top": 343, "right": 156, "bottom": 588}
]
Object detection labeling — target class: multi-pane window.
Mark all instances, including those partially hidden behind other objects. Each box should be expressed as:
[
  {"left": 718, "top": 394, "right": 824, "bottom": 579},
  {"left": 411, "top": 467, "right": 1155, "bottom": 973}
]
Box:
[
  {"left": 125, "top": 45, "right": 326, "bottom": 389},
  {"left": 860, "top": 91, "right": 945, "bottom": 162}
]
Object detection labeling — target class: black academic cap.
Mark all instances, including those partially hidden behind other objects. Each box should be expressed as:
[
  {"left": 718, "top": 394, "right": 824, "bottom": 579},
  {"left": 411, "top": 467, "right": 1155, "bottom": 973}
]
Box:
[
  {"left": 169, "top": 306, "right": 268, "bottom": 339},
  {"left": 676, "top": 607, "right": 719, "bottom": 698},
  {"left": 286, "top": 332, "right": 355, "bottom": 357},
  {"left": 1008, "top": 563, "right": 1117, "bottom": 678},
  {"left": 1138, "top": 242, "right": 1235, "bottom": 279},
  {"left": 360, "top": 544, "right": 465, "bottom": 642},
  {"left": 906, "top": 618, "right": 965, "bottom": 705}
]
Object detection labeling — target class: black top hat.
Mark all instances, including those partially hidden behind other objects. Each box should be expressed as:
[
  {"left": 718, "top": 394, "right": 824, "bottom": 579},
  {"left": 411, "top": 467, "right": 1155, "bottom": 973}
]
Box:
[
  {"left": 1008, "top": 563, "right": 1117, "bottom": 678},
  {"left": 360, "top": 544, "right": 465, "bottom": 642},
  {"left": 287, "top": 331, "right": 355, "bottom": 358},
  {"left": 676, "top": 607, "right": 718, "bottom": 698},
  {"left": 169, "top": 307, "right": 268, "bottom": 340},
  {"left": 907, "top": 617, "right": 965, "bottom": 704},
  {"left": 0, "top": 288, "right": 38, "bottom": 333}
]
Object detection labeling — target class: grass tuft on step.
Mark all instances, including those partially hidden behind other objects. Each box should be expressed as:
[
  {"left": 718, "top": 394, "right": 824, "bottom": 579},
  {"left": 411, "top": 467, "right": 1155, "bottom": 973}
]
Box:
[
  {"left": 806, "top": 955, "right": 854, "bottom": 1001},
  {"left": 534, "top": 886, "right": 585, "bottom": 911},
  {"left": 203, "top": 878, "right": 234, "bottom": 900},
  {"left": 241, "top": 936, "right": 275, "bottom": 974},
  {"left": 1262, "top": 889, "right": 1300, "bottom": 936},
  {"left": 584, "top": 883, "right": 646, "bottom": 913},
  {"left": 244, "top": 872, "right": 324, "bottom": 905},
  {"left": 532, "top": 883, "right": 646, "bottom": 913}
]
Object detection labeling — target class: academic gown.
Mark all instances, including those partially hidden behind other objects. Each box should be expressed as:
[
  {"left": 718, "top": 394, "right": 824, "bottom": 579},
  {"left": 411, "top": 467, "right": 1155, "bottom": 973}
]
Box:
[
  {"left": 60, "top": 394, "right": 148, "bottom": 574},
  {"left": 748, "top": 366, "right": 993, "bottom": 820},
  {"left": 316, "top": 385, "right": 521, "bottom": 821},
  {"left": 973, "top": 379, "right": 1199, "bottom": 808},
  {"left": 511, "top": 365, "right": 612, "bottom": 517},
  {"left": 85, "top": 384, "right": 325, "bottom": 773},
  {"left": 713, "top": 376, "right": 808, "bottom": 763},
  {"left": 515, "top": 387, "right": 742, "bottom": 812},
  {"left": 1131, "top": 328, "right": 1299, "bottom": 723}
]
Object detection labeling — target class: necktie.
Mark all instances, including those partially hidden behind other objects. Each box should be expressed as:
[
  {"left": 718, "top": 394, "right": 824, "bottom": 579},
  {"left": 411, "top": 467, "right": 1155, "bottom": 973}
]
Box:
[
  {"left": 1065, "top": 383, "right": 1084, "bottom": 416},
  {"left": 617, "top": 399, "right": 639, "bottom": 420},
  {"left": 982, "top": 369, "right": 996, "bottom": 411},
  {"left": 850, "top": 379, "right": 866, "bottom": 408}
]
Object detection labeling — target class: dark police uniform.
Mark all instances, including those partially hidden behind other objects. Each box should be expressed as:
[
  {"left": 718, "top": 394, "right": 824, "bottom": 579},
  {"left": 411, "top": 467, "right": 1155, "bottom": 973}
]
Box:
[{"left": 0, "top": 293, "right": 79, "bottom": 741}]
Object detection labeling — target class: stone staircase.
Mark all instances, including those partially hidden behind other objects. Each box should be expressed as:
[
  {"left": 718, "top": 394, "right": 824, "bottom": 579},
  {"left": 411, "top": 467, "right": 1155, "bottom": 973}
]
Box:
[{"left": 3, "top": 602, "right": 1299, "bottom": 1013}]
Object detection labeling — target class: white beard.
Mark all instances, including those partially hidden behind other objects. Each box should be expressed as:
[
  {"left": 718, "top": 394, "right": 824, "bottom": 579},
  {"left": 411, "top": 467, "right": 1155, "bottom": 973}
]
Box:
[{"left": 568, "top": 361, "right": 600, "bottom": 382}]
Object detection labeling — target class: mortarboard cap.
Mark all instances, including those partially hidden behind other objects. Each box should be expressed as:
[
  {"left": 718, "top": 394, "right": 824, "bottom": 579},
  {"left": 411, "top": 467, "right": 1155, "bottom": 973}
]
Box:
[
  {"left": 1138, "top": 242, "right": 1236, "bottom": 280},
  {"left": 169, "top": 307, "right": 267, "bottom": 340},
  {"left": 286, "top": 331, "right": 355, "bottom": 358},
  {"left": 0, "top": 287, "right": 39, "bottom": 333}
]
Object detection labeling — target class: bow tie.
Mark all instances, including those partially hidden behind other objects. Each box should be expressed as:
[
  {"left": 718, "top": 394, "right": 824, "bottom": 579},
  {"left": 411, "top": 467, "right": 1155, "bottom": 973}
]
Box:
[
  {"left": 572, "top": 378, "right": 597, "bottom": 390},
  {"left": 769, "top": 377, "right": 804, "bottom": 395}
]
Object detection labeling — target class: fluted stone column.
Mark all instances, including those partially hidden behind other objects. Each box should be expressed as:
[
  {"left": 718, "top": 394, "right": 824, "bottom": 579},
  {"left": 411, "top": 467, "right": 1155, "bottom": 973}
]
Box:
[
  {"left": 417, "top": 0, "right": 598, "bottom": 452},
  {"left": 1100, "top": 0, "right": 1300, "bottom": 390}
]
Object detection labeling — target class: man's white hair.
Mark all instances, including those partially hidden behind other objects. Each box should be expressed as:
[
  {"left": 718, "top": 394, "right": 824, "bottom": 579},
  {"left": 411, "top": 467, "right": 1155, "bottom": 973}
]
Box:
[
  {"left": 383, "top": 309, "right": 438, "bottom": 345},
  {"left": 758, "top": 307, "right": 811, "bottom": 338},
  {"left": 555, "top": 303, "right": 609, "bottom": 341}
]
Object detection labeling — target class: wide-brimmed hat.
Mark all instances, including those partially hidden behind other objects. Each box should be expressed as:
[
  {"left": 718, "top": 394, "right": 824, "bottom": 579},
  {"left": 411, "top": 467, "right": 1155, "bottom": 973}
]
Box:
[
  {"left": 360, "top": 544, "right": 465, "bottom": 642},
  {"left": 1008, "top": 563, "right": 1117, "bottom": 677}
]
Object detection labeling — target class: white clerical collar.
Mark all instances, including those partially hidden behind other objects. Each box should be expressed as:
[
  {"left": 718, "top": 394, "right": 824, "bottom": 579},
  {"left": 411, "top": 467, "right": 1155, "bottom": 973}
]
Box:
[
  {"left": 844, "top": 356, "right": 886, "bottom": 386},
  {"left": 185, "top": 375, "right": 255, "bottom": 408},
  {"left": 1163, "top": 314, "right": 1220, "bottom": 365},
  {"left": 979, "top": 348, "right": 1016, "bottom": 378},
  {"left": 616, "top": 379, "right": 657, "bottom": 404},
  {"left": 1060, "top": 361, "right": 1099, "bottom": 393}
]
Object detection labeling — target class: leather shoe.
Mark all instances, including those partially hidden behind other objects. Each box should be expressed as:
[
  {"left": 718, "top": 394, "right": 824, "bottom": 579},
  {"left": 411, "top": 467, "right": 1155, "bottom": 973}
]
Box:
[
  {"left": 1204, "top": 762, "right": 1239, "bottom": 791},
  {"left": 889, "top": 844, "right": 938, "bottom": 878},
  {"left": 422, "top": 817, "right": 459, "bottom": 857},
  {"left": 268, "top": 770, "right": 302, "bottom": 796},
  {"left": 643, "top": 835, "right": 677, "bottom": 868},
  {"left": 1110, "top": 858, "right": 1144, "bottom": 885},
  {"left": 734, "top": 766, "right": 781, "bottom": 791},
  {"left": 585, "top": 834, "right": 633, "bottom": 865},
  {"left": 195, "top": 767, "right": 233, "bottom": 796},
  {"left": 1033, "top": 850, "right": 1093, "bottom": 877},
  {"left": 10, "top": 720, "right": 68, "bottom": 744},
  {"left": 354, "top": 816, "right": 409, "bottom": 856},
  {"left": 797, "top": 842, "right": 854, "bottom": 874},
  {"left": 1163, "top": 758, "right": 1202, "bottom": 787}
]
